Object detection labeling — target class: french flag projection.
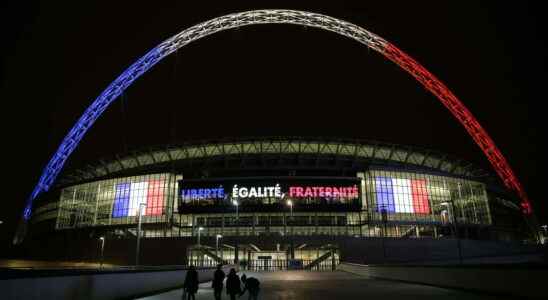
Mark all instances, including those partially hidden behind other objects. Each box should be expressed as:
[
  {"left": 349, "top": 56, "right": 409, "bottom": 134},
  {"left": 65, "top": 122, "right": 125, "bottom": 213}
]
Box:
[
  {"left": 375, "top": 177, "right": 430, "bottom": 214},
  {"left": 145, "top": 180, "right": 164, "bottom": 216},
  {"left": 112, "top": 180, "right": 165, "bottom": 217},
  {"left": 112, "top": 183, "right": 131, "bottom": 218}
]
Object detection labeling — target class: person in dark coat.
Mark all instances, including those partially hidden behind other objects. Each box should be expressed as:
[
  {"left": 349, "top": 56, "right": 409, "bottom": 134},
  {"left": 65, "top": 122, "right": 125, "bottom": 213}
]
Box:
[
  {"left": 183, "top": 265, "right": 199, "bottom": 300},
  {"left": 225, "top": 268, "right": 241, "bottom": 300},
  {"left": 212, "top": 264, "right": 226, "bottom": 300},
  {"left": 240, "top": 275, "right": 260, "bottom": 300}
]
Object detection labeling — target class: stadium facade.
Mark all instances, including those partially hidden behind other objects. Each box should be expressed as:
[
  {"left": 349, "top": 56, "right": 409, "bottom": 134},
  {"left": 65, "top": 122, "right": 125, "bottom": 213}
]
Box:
[{"left": 28, "top": 138, "right": 533, "bottom": 268}]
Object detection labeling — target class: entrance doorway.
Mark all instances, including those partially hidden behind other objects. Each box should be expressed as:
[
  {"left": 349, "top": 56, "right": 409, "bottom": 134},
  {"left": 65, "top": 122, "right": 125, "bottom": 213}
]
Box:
[{"left": 187, "top": 243, "right": 340, "bottom": 271}]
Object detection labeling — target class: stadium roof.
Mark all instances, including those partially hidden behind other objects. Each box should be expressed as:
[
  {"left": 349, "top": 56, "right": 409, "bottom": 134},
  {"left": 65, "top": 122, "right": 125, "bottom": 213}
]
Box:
[{"left": 57, "top": 137, "right": 491, "bottom": 187}]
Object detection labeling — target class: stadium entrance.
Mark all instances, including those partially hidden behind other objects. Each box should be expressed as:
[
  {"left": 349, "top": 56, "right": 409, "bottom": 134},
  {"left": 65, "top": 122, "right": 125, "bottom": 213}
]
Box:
[{"left": 187, "top": 243, "right": 339, "bottom": 271}]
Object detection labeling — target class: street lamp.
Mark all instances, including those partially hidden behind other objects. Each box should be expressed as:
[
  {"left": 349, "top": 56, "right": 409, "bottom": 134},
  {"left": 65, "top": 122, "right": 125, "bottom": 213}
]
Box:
[
  {"left": 380, "top": 206, "right": 387, "bottom": 261},
  {"left": 440, "top": 201, "right": 462, "bottom": 264},
  {"left": 286, "top": 200, "right": 294, "bottom": 259},
  {"left": 99, "top": 237, "right": 105, "bottom": 268},
  {"left": 232, "top": 200, "right": 239, "bottom": 219},
  {"left": 216, "top": 234, "right": 223, "bottom": 261},
  {"left": 136, "top": 203, "right": 146, "bottom": 266},
  {"left": 197, "top": 226, "right": 204, "bottom": 246},
  {"left": 194, "top": 227, "right": 204, "bottom": 267},
  {"left": 232, "top": 199, "right": 239, "bottom": 236},
  {"left": 232, "top": 199, "right": 239, "bottom": 265},
  {"left": 287, "top": 200, "right": 293, "bottom": 219}
]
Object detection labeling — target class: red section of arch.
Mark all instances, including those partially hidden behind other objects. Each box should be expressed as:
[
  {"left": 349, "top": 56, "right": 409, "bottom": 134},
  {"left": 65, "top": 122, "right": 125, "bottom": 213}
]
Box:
[{"left": 382, "top": 42, "right": 532, "bottom": 215}]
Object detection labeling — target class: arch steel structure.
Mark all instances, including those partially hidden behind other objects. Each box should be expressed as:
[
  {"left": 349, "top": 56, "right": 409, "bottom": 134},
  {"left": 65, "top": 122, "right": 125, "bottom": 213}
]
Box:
[{"left": 15, "top": 9, "right": 532, "bottom": 243}]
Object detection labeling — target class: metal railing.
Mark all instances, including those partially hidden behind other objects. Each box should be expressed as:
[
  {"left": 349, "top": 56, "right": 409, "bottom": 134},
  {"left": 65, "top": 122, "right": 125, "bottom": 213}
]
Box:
[{"left": 187, "top": 259, "right": 340, "bottom": 271}]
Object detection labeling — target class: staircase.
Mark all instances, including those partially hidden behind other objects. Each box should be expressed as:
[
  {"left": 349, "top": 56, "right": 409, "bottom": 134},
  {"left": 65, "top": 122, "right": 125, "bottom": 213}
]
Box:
[
  {"left": 401, "top": 226, "right": 418, "bottom": 238},
  {"left": 200, "top": 248, "right": 223, "bottom": 264},
  {"left": 304, "top": 251, "right": 333, "bottom": 270}
]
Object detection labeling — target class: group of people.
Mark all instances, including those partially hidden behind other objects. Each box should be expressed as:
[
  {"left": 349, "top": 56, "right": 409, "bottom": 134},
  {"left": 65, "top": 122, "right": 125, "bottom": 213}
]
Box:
[{"left": 183, "top": 265, "right": 260, "bottom": 300}]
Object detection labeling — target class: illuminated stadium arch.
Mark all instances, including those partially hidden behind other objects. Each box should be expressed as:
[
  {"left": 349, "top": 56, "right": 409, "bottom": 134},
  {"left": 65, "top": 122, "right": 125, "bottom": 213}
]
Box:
[{"left": 16, "top": 9, "right": 532, "bottom": 243}]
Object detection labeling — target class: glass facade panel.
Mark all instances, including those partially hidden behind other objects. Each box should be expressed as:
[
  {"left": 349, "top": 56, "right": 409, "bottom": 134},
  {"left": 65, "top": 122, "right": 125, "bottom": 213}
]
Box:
[
  {"left": 365, "top": 169, "right": 491, "bottom": 226},
  {"left": 53, "top": 170, "right": 491, "bottom": 239},
  {"left": 56, "top": 173, "right": 174, "bottom": 229}
]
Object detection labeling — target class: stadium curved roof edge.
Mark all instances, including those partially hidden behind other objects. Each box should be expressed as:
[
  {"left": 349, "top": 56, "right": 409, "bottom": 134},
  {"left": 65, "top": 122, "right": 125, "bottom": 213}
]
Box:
[{"left": 57, "top": 136, "right": 493, "bottom": 187}]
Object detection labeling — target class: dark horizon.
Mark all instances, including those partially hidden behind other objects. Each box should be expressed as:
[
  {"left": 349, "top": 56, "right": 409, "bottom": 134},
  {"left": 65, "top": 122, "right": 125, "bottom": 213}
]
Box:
[{"left": 2, "top": 1, "right": 547, "bottom": 243}]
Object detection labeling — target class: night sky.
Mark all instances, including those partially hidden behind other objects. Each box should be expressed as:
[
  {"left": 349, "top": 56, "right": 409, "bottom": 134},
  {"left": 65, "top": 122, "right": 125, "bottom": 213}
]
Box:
[{"left": 1, "top": 1, "right": 546, "bottom": 243}]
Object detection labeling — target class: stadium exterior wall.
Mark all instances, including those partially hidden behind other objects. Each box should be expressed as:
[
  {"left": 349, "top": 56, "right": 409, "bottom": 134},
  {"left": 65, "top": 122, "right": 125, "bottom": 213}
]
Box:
[{"left": 23, "top": 140, "right": 535, "bottom": 266}]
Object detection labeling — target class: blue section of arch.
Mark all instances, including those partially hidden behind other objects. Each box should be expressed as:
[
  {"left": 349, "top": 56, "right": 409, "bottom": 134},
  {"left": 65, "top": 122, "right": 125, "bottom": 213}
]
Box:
[{"left": 23, "top": 46, "right": 166, "bottom": 220}]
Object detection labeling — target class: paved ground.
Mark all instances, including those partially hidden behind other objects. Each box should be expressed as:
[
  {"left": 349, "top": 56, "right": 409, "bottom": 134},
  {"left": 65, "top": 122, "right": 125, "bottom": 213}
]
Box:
[{"left": 137, "top": 270, "right": 508, "bottom": 300}]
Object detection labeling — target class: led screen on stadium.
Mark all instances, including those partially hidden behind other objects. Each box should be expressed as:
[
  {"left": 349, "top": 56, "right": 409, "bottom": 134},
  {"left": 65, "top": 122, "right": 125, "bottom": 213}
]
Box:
[{"left": 178, "top": 177, "right": 361, "bottom": 211}]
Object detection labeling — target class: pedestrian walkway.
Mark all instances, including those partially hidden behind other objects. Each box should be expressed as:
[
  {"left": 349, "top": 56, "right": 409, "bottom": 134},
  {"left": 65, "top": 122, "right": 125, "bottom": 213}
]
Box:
[{"left": 137, "top": 270, "right": 507, "bottom": 300}]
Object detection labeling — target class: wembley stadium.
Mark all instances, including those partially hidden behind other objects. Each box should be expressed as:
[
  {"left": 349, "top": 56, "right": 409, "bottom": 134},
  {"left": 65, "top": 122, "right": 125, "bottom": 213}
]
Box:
[
  {"left": 12, "top": 10, "right": 541, "bottom": 269},
  {"left": 25, "top": 137, "right": 534, "bottom": 268}
]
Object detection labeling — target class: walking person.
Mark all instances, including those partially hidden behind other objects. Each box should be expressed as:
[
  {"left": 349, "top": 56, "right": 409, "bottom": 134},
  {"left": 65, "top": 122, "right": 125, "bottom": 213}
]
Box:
[
  {"left": 183, "top": 265, "right": 199, "bottom": 300},
  {"left": 240, "top": 275, "right": 260, "bottom": 300},
  {"left": 225, "top": 268, "right": 241, "bottom": 300},
  {"left": 212, "top": 264, "right": 226, "bottom": 300}
]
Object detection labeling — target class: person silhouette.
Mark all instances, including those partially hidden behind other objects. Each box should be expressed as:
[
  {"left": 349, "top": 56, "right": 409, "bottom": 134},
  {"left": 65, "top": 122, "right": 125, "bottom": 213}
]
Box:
[
  {"left": 212, "top": 264, "right": 226, "bottom": 300},
  {"left": 183, "top": 265, "right": 199, "bottom": 300},
  {"left": 240, "top": 275, "right": 260, "bottom": 300},
  {"left": 225, "top": 268, "right": 241, "bottom": 300}
]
